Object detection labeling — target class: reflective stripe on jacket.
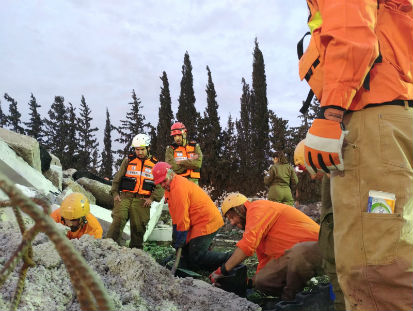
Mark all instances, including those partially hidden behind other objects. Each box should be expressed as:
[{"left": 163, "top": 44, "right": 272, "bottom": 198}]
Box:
[
  {"left": 299, "top": 0, "right": 413, "bottom": 111},
  {"left": 165, "top": 175, "right": 223, "bottom": 242},
  {"left": 237, "top": 200, "right": 319, "bottom": 273},
  {"left": 123, "top": 157, "right": 156, "bottom": 196},
  {"left": 172, "top": 144, "right": 201, "bottom": 179},
  {"left": 50, "top": 208, "right": 103, "bottom": 240}
]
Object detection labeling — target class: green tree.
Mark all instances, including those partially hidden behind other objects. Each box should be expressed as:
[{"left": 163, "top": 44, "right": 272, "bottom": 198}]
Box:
[
  {"left": 251, "top": 38, "right": 270, "bottom": 184},
  {"left": 45, "top": 96, "right": 68, "bottom": 164},
  {"left": 4, "top": 93, "right": 24, "bottom": 134},
  {"left": 64, "top": 102, "right": 79, "bottom": 169},
  {"left": 24, "top": 93, "right": 43, "bottom": 142},
  {"left": 155, "top": 71, "right": 174, "bottom": 160},
  {"left": 77, "top": 95, "right": 99, "bottom": 170},
  {"left": 100, "top": 108, "right": 114, "bottom": 178},
  {"left": 176, "top": 51, "right": 199, "bottom": 139},
  {"left": 0, "top": 100, "right": 7, "bottom": 127},
  {"left": 269, "top": 110, "right": 289, "bottom": 153},
  {"left": 199, "top": 65, "right": 222, "bottom": 187},
  {"left": 115, "top": 89, "right": 146, "bottom": 166}
]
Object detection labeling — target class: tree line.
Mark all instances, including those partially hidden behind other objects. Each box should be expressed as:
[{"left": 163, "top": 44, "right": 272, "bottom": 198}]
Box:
[{"left": 0, "top": 39, "right": 320, "bottom": 202}]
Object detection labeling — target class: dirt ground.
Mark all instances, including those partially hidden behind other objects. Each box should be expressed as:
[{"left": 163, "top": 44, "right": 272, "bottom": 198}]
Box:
[{"left": 0, "top": 215, "right": 261, "bottom": 311}]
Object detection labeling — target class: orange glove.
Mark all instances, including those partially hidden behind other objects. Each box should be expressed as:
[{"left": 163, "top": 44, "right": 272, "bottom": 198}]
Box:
[{"left": 304, "top": 109, "right": 346, "bottom": 174}]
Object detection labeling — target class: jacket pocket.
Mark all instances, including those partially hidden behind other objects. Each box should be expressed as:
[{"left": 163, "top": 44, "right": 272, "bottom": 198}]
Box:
[{"left": 361, "top": 212, "right": 403, "bottom": 265}]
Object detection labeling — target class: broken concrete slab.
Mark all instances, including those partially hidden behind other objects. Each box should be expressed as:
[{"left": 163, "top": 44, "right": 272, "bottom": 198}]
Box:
[
  {"left": 43, "top": 164, "right": 63, "bottom": 191},
  {"left": 60, "top": 180, "right": 96, "bottom": 205},
  {"left": 144, "top": 197, "right": 166, "bottom": 242},
  {"left": 0, "top": 140, "right": 59, "bottom": 196},
  {"left": 76, "top": 177, "right": 112, "bottom": 210},
  {"left": 0, "top": 128, "right": 42, "bottom": 172}
]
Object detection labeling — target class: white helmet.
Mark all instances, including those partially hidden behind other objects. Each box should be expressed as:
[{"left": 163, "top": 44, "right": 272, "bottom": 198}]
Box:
[{"left": 131, "top": 134, "right": 151, "bottom": 147}]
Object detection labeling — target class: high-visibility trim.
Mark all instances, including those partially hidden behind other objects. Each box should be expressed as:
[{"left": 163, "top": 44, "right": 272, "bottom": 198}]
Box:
[
  {"left": 173, "top": 144, "right": 201, "bottom": 179},
  {"left": 123, "top": 157, "right": 156, "bottom": 195},
  {"left": 308, "top": 11, "right": 322, "bottom": 34}
]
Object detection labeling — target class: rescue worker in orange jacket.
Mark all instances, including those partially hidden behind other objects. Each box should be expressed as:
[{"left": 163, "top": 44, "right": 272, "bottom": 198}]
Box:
[
  {"left": 152, "top": 162, "right": 230, "bottom": 270},
  {"left": 299, "top": 0, "right": 413, "bottom": 310},
  {"left": 165, "top": 122, "right": 202, "bottom": 184},
  {"left": 209, "top": 193, "right": 322, "bottom": 301},
  {"left": 106, "top": 134, "right": 164, "bottom": 249},
  {"left": 51, "top": 192, "right": 102, "bottom": 240}
]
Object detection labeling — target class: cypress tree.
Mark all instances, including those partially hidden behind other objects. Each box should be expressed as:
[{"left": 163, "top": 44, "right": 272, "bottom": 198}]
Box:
[
  {"left": 269, "top": 110, "right": 289, "bottom": 153},
  {"left": 100, "top": 108, "right": 114, "bottom": 178},
  {"left": 251, "top": 38, "right": 270, "bottom": 185},
  {"left": 0, "top": 100, "right": 7, "bottom": 127},
  {"left": 219, "top": 115, "right": 239, "bottom": 193},
  {"left": 24, "top": 93, "right": 43, "bottom": 142},
  {"left": 199, "top": 65, "right": 222, "bottom": 186},
  {"left": 78, "top": 95, "right": 99, "bottom": 171},
  {"left": 65, "top": 102, "right": 79, "bottom": 169},
  {"left": 90, "top": 148, "right": 101, "bottom": 175},
  {"left": 176, "top": 51, "right": 198, "bottom": 139},
  {"left": 155, "top": 71, "right": 174, "bottom": 160},
  {"left": 45, "top": 96, "right": 68, "bottom": 164},
  {"left": 4, "top": 93, "right": 25, "bottom": 134},
  {"left": 115, "top": 89, "right": 146, "bottom": 166}
]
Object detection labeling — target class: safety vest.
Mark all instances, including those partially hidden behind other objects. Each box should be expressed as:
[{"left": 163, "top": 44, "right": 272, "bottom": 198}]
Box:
[
  {"left": 298, "top": 0, "right": 413, "bottom": 112},
  {"left": 123, "top": 156, "right": 158, "bottom": 196},
  {"left": 171, "top": 141, "right": 201, "bottom": 179}
]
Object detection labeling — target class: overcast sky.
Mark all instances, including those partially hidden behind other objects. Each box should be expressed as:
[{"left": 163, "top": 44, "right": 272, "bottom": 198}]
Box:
[{"left": 0, "top": 1, "right": 310, "bottom": 146}]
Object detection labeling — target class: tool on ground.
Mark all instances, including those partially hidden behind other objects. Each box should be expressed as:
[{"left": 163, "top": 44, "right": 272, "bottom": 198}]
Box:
[{"left": 171, "top": 247, "right": 182, "bottom": 276}]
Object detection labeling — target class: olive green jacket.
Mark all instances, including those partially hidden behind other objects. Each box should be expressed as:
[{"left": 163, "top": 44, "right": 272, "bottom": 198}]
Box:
[
  {"left": 165, "top": 143, "right": 203, "bottom": 175},
  {"left": 264, "top": 163, "right": 298, "bottom": 189},
  {"left": 110, "top": 156, "right": 164, "bottom": 202}
]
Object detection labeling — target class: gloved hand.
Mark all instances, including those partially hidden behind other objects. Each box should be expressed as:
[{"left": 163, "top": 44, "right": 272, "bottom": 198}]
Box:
[
  {"left": 304, "top": 108, "right": 346, "bottom": 175},
  {"left": 209, "top": 263, "right": 229, "bottom": 286},
  {"left": 172, "top": 225, "right": 188, "bottom": 249}
]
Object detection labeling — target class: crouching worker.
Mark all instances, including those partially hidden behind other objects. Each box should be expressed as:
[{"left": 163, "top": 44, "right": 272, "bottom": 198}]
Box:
[
  {"left": 152, "top": 162, "right": 231, "bottom": 270},
  {"left": 106, "top": 134, "right": 164, "bottom": 249},
  {"left": 51, "top": 192, "right": 102, "bottom": 239},
  {"left": 210, "top": 193, "right": 322, "bottom": 301}
]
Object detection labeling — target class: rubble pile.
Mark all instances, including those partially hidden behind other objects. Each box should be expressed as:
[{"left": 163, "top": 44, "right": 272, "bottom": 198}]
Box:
[{"left": 0, "top": 217, "right": 260, "bottom": 311}]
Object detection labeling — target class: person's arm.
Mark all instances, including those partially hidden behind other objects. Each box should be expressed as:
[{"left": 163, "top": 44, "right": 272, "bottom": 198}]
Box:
[
  {"left": 110, "top": 158, "right": 128, "bottom": 197},
  {"left": 264, "top": 165, "right": 275, "bottom": 186},
  {"left": 177, "top": 144, "right": 203, "bottom": 170},
  {"left": 169, "top": 181, "right": 190, "bottom": 248},
  {"left": 165, "top": 146, "right": 188, "bottom": 174},
  {"left": 290, "top": 166, "right": 298, "bottom": 189},
  {"left": 150, "top": 184, "right": 165, "bottom": 202},
  {"left": 223, "top": 247, "right": 248, "bottom": 272}
]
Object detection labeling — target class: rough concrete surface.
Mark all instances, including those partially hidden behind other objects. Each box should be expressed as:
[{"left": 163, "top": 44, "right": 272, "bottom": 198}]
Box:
[
  {"left": 76, "top": 177, "right": 113, "bottom": 210},
  {"left": 0, "top": 220, "right": 261, "bottom": 311}
]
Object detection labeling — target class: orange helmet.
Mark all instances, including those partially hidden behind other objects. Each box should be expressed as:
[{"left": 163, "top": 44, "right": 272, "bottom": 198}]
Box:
[
  {"left": 152, "top": 162, "right": 172, "bottom": 184},
  {"left": 170, "top": 122, "right": 187, "bottom": 136}
]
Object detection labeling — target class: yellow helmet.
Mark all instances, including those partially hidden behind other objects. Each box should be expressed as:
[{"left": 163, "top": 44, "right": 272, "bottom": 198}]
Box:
[
  {"left": 221, "top": 193, "right": 248, "bottom": 216},
  {"left": 294, "top": 140, "right": 306, "bottom": 167},
  {"left": 60, "top": 193, "right": 90, "bottom": 220}
]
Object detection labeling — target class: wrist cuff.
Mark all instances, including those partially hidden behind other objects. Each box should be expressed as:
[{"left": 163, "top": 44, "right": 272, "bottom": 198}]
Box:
[{"left": 221, "top": 263, "right": 230, "bottom": 276}]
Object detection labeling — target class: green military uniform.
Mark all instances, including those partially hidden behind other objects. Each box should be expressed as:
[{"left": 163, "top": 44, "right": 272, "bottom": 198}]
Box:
[
  {"left": 106, "top": 155, "right": 164, "bottom": 249},
  {"left": 264, "top": 163, "right": 298, "bottom": 206},
  {"left": 319, "top": 175, "right": 345, "bottom": 311},
  {"left": 165, "top": 142, "right": 202, "bottom": 185}
]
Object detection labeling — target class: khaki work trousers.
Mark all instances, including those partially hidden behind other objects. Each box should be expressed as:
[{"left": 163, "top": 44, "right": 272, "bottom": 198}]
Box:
[
  {"left": 331, "top": 105, "right": 413, "bottom": 311},
  {"left": 254, "top": 241, "right": 323, "bottom": 301},
  {"left": 106, "top": 192, "right": 150, "bottom": 249}
]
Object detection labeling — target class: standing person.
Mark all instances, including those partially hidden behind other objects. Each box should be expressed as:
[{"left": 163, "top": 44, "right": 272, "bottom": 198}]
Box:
[
  {"left": 51, "top": 192, "right": 103, "bottom": 240},
  {"left": 294, "top": 140, "right": 345, "bottom": 311},
  {"left": 152, "top": 162, "right": 230, "bottom": 270},
  {"left": 165, "top": 122, "right": 202, "bottom": 185},
  {"left": 106, "top": 134, "right": 164, "bottom": 249},
  {"left": 264, "top": 151, "right": 298, "bottom": 206},
  {"left": 299, "top": 1, "right": 413, "bottom": 310},
  {"left": 209, "top": 193, "right": 322, "bottom": 301}
]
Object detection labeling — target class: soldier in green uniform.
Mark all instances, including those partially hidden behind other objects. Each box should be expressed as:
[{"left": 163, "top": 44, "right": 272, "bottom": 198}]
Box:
[
  {"left": 106, "top": 134, "right": 164, "bottom": 249},
  {"left": 264, "top": 151, "right": 298, "bottom": 206}
]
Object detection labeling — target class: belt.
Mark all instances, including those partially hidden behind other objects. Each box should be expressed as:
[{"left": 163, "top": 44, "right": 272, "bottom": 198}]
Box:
[
  {"left": 363, "top": 99, "right": 413, "bottom": 109},
  {"left": 121, "top": 192, "right": 150, "bottom": 199}
]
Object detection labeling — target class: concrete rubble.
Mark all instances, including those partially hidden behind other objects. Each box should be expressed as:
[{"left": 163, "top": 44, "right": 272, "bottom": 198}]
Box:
[{"left": 0, "top": 218, "right": 261, "bottom": 311}]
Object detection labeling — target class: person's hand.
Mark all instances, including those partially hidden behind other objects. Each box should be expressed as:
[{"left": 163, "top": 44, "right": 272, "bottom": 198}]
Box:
[
  {"left": 304, "top": 108, "right": 346, "bottom": 174},
  {"left": 143, "top": 198, "right": 153, "bottom": 208},
  {"left": 191, "top": 154, "right": 199, "bottom": 160},
  {"left": 172, "top": 225, "right": 188, "bottom": 249},
  {"left": 209, "top": 267, "right": 224, "bottom": 286},
  {"left": 114, "top": 194, "right": 121, "bottom": 202}
]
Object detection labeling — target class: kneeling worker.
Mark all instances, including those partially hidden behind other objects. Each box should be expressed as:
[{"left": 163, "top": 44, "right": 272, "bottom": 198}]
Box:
[
  {"left": 210, "top": 193, "right": 322, "bottom": 301},
  {"left": 152, "top": 161, "right": 230, "bottom": 270},
  {"left": 51, "top": 192, "right": 102, "bottom": 239}
]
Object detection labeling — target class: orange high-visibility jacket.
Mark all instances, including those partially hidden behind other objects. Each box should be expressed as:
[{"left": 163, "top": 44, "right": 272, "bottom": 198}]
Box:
[
  {"left": 165, "top": 175, "right": 223, "bottom": 242},
  {"left": 50, "top": 208, "right": 103, "bottom": 240},
  {"left": 171, "top": 142, "right": 201, "bottom": 179},
  {"left": 237, "top": 200, "right": 319, "bottom": 273},
  {"left": 299, "top": 0, "right": 413, "bottom": 110},
  {"left": 123, "top": 156, "right": 157, "bottom": 196}
]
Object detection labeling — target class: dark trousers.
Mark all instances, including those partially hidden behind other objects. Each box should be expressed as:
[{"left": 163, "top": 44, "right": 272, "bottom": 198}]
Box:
[{"left": 181, "top": 231, "right": 231, "bottom": 271}]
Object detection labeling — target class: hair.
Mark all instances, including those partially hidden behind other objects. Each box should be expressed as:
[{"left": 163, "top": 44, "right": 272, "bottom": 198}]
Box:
[{"left": 272, "top": 151, "right": 288, "bottom": 164}]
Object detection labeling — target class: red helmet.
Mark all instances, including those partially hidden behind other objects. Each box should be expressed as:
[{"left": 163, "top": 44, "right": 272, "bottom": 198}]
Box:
[
  {"left": 152, "top": 162, "right": 172, "bottom": 184},
  {"left": 170, "top": 122, "right": 187, "bottom": 136}
]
